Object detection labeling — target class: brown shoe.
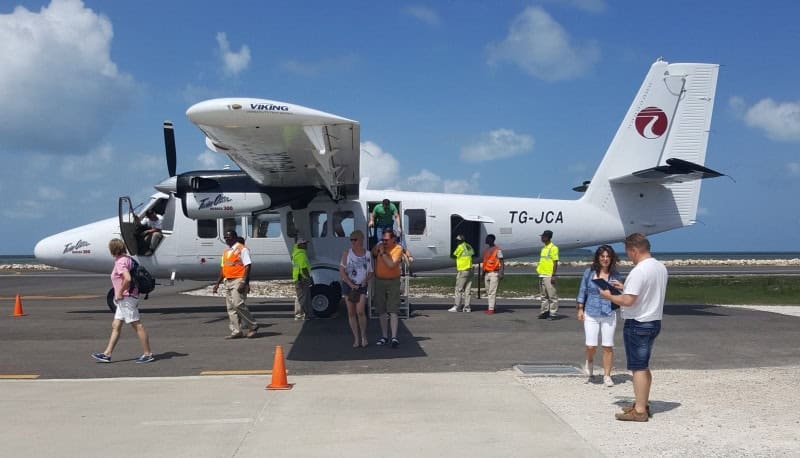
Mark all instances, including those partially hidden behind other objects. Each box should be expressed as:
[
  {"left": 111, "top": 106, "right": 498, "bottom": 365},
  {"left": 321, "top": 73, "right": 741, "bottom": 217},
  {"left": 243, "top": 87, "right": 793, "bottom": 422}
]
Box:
[
  {"left": 621, "top": 403, "right": 652, "bottom": 418},
  {"left": 615, "top": 408, "right": 649, "bottom": 422}
]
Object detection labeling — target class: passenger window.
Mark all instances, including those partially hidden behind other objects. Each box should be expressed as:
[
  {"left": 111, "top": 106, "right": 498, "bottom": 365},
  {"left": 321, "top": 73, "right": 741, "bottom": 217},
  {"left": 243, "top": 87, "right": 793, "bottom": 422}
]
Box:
[
  {"left": 197, "top": 219, "right": 217, "bottom": 238},
  {"left": 311, "top": 211, "right": 328, "bottom": 238},
  {"left": 332, "top": 211, "right": 353, "bottom": 237},
  {"left": 405, "top": 209, "right": 426, "bottom": 235},
  {"left": 248, "top": 213, "right": 281, "bottom": 238}
]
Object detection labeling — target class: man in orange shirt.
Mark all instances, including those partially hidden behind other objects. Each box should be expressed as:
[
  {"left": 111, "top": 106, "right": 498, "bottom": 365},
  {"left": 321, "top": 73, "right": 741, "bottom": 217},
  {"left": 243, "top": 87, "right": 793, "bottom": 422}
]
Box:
[
  {"left": 371, "top": 229, "right": 404, "bottom": 348},
  {"left": 482, "top": 234, "right": 504, "bottom": 314},
  {"left": 212, "top": 230, "right": 259, "bottom": 339}
]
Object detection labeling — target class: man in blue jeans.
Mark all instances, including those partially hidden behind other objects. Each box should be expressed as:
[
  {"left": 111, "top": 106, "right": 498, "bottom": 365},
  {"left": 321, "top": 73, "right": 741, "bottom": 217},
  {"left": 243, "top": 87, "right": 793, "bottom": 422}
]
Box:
[{"left": 600, "top": 233, "right": 667, "bottom": 422}]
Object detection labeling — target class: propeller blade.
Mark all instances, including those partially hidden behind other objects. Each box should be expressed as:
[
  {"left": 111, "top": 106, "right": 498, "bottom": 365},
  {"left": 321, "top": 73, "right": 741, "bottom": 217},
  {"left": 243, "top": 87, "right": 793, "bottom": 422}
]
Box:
[{"left": 163, "top": 121, "right": 177, "bottom": 177}]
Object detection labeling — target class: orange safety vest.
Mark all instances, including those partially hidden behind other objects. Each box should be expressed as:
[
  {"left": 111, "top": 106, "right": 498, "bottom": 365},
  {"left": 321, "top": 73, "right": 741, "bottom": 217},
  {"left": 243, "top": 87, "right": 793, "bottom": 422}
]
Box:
[
  {"left": 483, "top": 246, "right": 502, "bottom": 272},
  {"left": 222, "top": 242, "right": 247, "bottom": 279}
]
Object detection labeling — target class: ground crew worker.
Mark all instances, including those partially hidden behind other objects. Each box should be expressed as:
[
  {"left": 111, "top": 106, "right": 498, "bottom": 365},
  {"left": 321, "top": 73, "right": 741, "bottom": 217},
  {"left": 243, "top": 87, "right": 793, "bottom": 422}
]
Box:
[
  {"left": 482, "top": 234, "right": 504, "bottom": 315},
  {"left": 212, "top": 230, "right": 259, "bottom": 338},
  {"left": 292, "top": 238, "right": 313, "bottom": 320},
  {"left": 449, "top": 234, "right": 475, "bottom": 313},
  {"left": 537, "top": 230, "right": 560, "bottom": 320}
]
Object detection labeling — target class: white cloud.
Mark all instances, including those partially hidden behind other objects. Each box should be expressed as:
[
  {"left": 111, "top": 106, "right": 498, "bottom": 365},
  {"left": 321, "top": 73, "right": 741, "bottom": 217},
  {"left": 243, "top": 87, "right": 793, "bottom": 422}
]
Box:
[
  {"left": 403, "top": 6, "right": 440, "bottom": 26},
  {"left": 444, "top": 173, "right": 480, "bottom": 194},
  {"left": 740, "top": 98, "right": 800, "bottom": 142},
  {"left": 405, "top": 169, "right": 443, "bottom": 193},
  {"left": 460, "top": 128, "right": 534, "bottom": 162},
  {"left": 281, "top": 54, "right": 358, "bottom": 77},
  {"left": 216, "top": 32, "right": 251, "bottom": 76},
  {"left": 788, "top": 162, "right": 800, "bottom": 175},
  {"left": 0, "top": 0, "right": 135, "bottom": 154},
  {"left": 360, "top": 141, "right": 400, "bottom": 188},
  {"left": 361, "top": 141, "right": 480, "bottom": 193},
  {"left": 197, "top": 150, "right": 224, "bottom": 169},
  {"left": 487, "top": 6, "right": 600, "bottom": 81},
  {"left": 37, "top": 186, "right": 65, "bottom": 200},
  {"left": 130, "top": 154, "right": 164, "bottom": 173},
  {"left": 536, "top": 0, "right": 607, "bottom": 13},
  {"left": 59, "top": 144, "right": 114, "bottom": 181}
]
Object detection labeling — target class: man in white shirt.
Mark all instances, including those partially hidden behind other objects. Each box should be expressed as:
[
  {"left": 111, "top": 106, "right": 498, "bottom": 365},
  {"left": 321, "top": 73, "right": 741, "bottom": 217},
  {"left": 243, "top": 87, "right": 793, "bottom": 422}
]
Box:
[
  {"left": 138, "top": 209, "right": 163, "bottom": 256},
  {"left": 600, "top": 233, "right": 667, "bottom": 422}
]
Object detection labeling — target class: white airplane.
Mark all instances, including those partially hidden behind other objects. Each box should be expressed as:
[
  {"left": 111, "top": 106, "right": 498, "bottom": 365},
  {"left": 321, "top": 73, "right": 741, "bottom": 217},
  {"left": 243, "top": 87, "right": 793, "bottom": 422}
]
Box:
[{"left": 34, "top": 59, "right": 724, "bottom": 315}]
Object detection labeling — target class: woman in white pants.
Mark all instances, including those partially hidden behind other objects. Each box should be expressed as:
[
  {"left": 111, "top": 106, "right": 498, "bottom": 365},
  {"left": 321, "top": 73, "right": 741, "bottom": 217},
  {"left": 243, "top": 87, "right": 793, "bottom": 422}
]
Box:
[{"left": 576, "top": 245, "right": 622, "bottom": 386}]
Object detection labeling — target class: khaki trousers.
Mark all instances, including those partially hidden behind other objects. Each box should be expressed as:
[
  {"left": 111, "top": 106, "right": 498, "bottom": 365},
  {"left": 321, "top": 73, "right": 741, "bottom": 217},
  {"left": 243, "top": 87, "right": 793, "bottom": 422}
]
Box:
[
  {"left": 294, "top": 279, "right": 311, "bottom": 318},
  {"left": 539, "top": 276, "right": 559, "bottom": 314},
  {"left": 484, "top": 271, "right": 500, "bottom": 310},
  {"left": 223, "top": 277, "right": 257, "bottom": 333},
  {"left": 454, "top": 269, "right": 473, "bottom": 308}
]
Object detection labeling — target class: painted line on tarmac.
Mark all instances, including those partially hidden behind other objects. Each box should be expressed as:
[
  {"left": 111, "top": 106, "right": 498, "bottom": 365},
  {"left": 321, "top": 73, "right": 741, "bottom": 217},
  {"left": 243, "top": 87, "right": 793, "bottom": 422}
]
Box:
[
  {"left": 0, "top": 374, "right": 40, "bottom": 379},
  {"left": 200, "top": 370, "right": 273, "bottom": 376},
  {"left": 141, "top": 418, "right": 254, "bottom": 426},
  {"left": 0, "top": 295, "right": 101, "bottom": 300}
]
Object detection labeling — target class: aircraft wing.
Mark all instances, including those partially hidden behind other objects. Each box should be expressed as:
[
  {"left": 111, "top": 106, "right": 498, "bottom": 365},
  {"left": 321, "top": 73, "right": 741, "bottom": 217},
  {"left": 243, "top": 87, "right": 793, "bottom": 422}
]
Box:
[{"left": 186, "top": 98, "right": 360, "bottom": 200}]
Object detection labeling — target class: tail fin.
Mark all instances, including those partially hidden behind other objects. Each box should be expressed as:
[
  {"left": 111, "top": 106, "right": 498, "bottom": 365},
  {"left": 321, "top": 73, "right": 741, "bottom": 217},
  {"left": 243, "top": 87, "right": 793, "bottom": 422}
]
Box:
[{"left": 582, "top": 59, "right": 720, "bottom": 235}]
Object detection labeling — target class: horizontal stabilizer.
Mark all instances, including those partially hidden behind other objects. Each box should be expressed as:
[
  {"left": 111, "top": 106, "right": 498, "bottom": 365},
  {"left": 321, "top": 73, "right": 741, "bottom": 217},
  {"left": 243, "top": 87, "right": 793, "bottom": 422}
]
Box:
[{"left": 609, "top": 158, "right": 724, "bottom": 184}]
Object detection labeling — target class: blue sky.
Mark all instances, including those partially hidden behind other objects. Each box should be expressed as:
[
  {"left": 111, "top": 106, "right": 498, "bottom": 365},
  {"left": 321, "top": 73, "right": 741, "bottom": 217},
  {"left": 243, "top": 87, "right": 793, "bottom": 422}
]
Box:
[{"left": 1, "top": 0, "right": 798, "bottom": 255}]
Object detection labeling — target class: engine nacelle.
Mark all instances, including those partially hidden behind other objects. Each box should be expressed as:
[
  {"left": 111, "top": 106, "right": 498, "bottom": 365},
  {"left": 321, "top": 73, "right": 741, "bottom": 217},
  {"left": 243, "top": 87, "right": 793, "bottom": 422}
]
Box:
[{"left": 182, "top": 192, "right": 271, "bottom": 219}]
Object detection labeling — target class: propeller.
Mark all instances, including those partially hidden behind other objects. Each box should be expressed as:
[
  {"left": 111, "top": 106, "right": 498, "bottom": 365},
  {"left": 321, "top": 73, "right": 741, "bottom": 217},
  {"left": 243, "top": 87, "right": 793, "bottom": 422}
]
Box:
[{"left": 163, "top": 120, "right": 177, "bottom": 177}]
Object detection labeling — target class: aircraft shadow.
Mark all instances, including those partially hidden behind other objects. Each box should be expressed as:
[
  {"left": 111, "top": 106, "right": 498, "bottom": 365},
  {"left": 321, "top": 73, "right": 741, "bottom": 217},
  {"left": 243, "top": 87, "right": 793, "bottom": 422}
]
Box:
[{"left": 287, "top": 314, "right": 427, "bottom": 362}]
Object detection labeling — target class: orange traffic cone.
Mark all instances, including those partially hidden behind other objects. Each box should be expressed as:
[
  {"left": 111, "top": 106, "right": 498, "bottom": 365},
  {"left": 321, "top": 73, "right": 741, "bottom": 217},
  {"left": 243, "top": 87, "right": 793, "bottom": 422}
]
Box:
[
  {"left": 266, "top": 345, "right": 293, "bottom": 390},
  {"left": 12, "top": 294, "right": 26, "bottom": 317}
]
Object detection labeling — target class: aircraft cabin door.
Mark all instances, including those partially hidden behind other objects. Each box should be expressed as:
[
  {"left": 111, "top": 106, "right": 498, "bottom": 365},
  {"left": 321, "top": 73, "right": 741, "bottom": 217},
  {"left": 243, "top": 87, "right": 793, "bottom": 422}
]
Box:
[
  {"left": 450, "top": 214, "right": 495, "bottom": 258},
  {"left": 118, "top": 196, "right": 139, "bottom": 256}
]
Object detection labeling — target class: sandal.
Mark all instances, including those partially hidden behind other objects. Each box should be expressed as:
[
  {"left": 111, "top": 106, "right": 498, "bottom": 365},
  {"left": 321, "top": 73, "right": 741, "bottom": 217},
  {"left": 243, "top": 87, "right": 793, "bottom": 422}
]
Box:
[{"left": 376, "top": 337, "right": 388, "bottom": 346}]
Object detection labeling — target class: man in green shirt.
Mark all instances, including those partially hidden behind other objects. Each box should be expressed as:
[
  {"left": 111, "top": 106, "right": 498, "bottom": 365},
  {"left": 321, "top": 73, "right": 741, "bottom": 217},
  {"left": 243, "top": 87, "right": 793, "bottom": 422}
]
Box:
[
  {"left": 536, "top": 230, "right": 560, "bottom": 320},
  {"left": 449, "top": 234, "right": 475, "bottom": 313},
  {"left": 369, "top": 199, "right": 401, "bottom": 244},
  {"left": 292, "top": 238, "right": 313, "bottom": 320}
]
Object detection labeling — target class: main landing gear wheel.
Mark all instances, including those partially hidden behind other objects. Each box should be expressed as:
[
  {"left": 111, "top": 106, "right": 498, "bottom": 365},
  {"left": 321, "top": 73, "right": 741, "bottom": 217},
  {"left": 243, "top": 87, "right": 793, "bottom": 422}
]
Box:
[
  {"left": 106, "top": 288, "right": 117, "bottom": 312},
  {"left": 310, "top": 284, "right": 340, "bottom": 318}
]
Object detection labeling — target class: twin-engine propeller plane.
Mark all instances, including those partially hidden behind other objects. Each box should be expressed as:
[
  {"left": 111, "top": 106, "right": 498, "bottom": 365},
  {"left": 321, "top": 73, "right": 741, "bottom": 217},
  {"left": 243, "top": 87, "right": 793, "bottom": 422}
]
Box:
[{"left": 35, "top": 59, "right": 725, "bottom": 315}]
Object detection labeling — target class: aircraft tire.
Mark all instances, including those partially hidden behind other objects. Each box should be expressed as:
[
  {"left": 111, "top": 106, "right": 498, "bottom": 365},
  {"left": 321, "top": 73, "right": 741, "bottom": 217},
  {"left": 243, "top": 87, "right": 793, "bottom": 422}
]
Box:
[
  {"left": 106, "top": 288, "right": 117, "bottom": 312},
  {"left": 310, "top": 283, "right": 341, "bottom": 318}
]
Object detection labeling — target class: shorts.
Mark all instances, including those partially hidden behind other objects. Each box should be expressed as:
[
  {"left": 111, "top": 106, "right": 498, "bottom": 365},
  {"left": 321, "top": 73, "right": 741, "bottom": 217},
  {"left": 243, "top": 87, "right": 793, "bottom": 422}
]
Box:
[
  {"left": 584, "top": 312, "right": 617, "bottom": 347},
  {"left": 623, "top": 319, "right": 661, "bottom": 371},
  {"left": 341, "top": 282, "right": 368, "bottom": 297},
  {"left": 114, "top": 296, "right": 141, "bottom": 323},
  {"left": 373, "top": 277, "right": 400, "bottom": 314}
]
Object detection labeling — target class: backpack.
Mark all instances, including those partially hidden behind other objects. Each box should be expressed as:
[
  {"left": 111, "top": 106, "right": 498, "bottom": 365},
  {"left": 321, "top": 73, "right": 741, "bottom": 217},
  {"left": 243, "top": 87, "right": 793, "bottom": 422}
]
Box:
[{"left": 129, "top": 257, "right": 156, "bottom": 298}]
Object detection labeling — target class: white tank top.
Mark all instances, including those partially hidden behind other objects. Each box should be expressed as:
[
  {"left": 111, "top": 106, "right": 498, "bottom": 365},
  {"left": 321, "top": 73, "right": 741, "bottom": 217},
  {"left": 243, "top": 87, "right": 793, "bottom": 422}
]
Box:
[{"left": 343, "top": 249, "right": 373, "bottom": 285}]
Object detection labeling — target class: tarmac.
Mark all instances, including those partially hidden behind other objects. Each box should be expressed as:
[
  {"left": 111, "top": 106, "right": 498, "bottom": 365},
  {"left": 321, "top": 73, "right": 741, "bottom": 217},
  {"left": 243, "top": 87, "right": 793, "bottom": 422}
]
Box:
[{"left": 1, "top": 269, "right": 799, "bottom": 457}]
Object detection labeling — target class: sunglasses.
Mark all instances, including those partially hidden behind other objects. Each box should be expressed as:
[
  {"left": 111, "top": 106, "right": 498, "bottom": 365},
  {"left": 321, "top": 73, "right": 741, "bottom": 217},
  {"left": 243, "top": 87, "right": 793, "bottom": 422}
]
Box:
[{"left": 381, "top": 238, "right": 392, "bottom": 242}]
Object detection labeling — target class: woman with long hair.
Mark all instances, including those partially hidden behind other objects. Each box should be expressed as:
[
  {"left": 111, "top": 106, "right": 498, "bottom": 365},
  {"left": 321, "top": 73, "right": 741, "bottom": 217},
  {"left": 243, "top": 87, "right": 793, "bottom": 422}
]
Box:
[{"left": 576, "top": 245, "right": 622, "bottom": 386}]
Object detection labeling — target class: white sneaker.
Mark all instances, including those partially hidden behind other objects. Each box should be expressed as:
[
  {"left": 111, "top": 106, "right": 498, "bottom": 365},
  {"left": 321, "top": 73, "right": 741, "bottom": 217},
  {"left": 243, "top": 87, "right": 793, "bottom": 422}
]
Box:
[
  {"left": 463, "top": 307, "right": 471, "bottom": 313},
  {"left": 583, "top": 360, "right": 593, "bottom": 377},
  {"left": 604, "top": 376, "right": 614, "bottom": 387},
  {"left": 447, "top": 306, "right": 460, "bottom": 312}
]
